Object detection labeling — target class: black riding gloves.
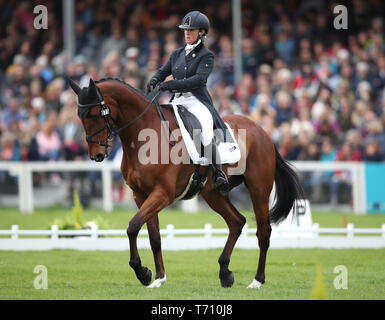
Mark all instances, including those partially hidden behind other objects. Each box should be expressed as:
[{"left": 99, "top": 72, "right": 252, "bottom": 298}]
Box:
[
  {"left": 146, "top": 79, "right": 171, "bottom": 94},
  {"left": 158, "top": 82, "right": 169, "bottom": 91},
  {"left": 146, "top": 78, "right": 159, "bottom": 94}
]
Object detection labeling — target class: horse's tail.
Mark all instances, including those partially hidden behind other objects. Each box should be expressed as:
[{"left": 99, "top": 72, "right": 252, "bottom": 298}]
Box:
[{"left": 269, "top": 145, "right": 305, "bottom": 225}]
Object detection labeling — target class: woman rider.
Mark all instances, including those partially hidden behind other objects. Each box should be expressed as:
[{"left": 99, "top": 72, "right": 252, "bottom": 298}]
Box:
[{"left": 146, "top": 11, "right": 230, "bottom": 196}]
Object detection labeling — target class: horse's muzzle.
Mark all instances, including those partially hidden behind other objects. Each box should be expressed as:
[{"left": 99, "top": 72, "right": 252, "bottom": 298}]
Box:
[{"left": 92, "top": 153, "right": 105, "bottom": 162}]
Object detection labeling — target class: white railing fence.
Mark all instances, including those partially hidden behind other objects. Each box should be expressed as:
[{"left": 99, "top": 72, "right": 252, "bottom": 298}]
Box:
[
  {"left": 0, "top": 160, "right": 367, "bottom": 214},
  {"left": 0, "top": 160, "right": 117, "bottom": 213},
  {"left": 1, "top": 223, "right": 384, "bottom": 250}
]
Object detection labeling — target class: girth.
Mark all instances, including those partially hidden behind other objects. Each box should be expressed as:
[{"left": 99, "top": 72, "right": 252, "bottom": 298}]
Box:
[{"left": 175, "top": 165, "right": 210, "bottom": 201}]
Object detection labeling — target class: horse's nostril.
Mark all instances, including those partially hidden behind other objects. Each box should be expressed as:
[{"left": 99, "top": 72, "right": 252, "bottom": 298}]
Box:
[{"left": 94, "top": 153, "right": 105, "bottom": 162}]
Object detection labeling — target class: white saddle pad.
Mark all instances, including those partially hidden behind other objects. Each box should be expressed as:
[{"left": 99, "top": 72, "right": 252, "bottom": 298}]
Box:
[{"left": 171, "top": 103, "right": 241, "bottom": 166}]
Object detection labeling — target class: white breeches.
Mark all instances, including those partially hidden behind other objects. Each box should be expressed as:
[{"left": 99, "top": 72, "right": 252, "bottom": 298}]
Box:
[{"left": 173, "top": 95, "right": 214, "bottom": 147}]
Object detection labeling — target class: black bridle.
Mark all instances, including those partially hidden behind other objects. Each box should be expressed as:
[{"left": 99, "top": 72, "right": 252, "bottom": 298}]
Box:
[{"left": 77, "top": 86, "right": 162, "bottom": 156}]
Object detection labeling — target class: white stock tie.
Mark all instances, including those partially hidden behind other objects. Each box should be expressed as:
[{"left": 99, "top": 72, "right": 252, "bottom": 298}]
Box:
[{"left": 185, "top": 39, "right": 201, "bottom": 56}]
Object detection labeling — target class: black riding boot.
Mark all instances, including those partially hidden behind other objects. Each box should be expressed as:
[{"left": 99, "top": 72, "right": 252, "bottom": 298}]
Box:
[{"left": 205, "top": 139, "right": 229, "bottom": 196}]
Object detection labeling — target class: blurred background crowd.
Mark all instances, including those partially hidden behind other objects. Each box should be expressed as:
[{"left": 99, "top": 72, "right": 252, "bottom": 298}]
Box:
[{"left": 0, "top": 0, "right": 384, "bottom": 170}]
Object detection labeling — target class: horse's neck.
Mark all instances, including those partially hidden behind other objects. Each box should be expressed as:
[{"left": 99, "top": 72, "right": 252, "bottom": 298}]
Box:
[{"left": 115, "top": 86, "right": 158, "bottom": 153}]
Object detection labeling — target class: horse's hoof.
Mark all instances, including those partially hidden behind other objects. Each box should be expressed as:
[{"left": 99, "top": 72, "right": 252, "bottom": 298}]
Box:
[
  {"left": 147, "top": 275, "right": 167, "bottom": 288},
  {"left": 220, "top": 270, "right": 234, "bottom": 288},
  {"left": 138, "top": 267, "right": 153, "bottom": 286},
  {"left": 247, "top": 279, "right": 263, "bottom": 289}
]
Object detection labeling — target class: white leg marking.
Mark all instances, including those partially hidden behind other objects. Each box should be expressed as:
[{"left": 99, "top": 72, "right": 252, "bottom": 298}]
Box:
[
  {"left": 247, "top": 279, "right": 262, "bottom": 289},
  {"left": 147, "top": 274, "right": 167, "bottom": 288}
]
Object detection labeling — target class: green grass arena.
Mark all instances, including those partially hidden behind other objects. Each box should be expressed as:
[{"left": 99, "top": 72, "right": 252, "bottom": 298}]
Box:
[{"left": 0, "top": 208, "right": 384, "bottom": 300}]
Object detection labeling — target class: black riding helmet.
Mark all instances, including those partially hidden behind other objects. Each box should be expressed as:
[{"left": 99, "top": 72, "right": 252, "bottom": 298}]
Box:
[{"left": 178, "top": 11, "right": 210, "bottom": 34}]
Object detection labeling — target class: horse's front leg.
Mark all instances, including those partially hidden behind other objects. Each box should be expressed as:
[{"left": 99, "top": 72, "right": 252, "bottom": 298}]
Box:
[
  {"left": 132, "top": 191, "right": 166, "bottom": 288},
  {"left": 146, "top": 215, "right": 167, "bottom": 288},
  {"left": 127, "top": 187, "right": 171, "bottom": 286}
]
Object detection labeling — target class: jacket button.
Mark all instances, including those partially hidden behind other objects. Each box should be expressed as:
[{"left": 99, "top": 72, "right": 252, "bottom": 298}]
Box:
[{"left": 184, "top": 67, "right": 187, "bottom": 70}]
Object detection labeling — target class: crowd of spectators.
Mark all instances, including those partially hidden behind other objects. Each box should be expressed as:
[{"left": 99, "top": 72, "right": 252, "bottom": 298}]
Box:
[{"left": 1, "top": 0, "right": 385, "bottom": 172}]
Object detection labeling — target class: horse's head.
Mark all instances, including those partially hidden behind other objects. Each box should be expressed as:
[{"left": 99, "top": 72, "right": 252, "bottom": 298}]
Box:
[{"left": 69, "top": 78, "right": 118, "bottom": 162}]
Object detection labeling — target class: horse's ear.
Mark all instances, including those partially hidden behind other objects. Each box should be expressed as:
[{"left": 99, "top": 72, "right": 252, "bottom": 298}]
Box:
[
  {"left": 88, "top": 78, "right": 97, "bottom": 96},
  {"left": 68, "top": 78, "right": 81, "bottom": 96}
]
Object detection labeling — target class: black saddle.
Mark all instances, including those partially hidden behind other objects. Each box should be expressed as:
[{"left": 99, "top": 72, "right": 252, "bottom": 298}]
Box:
[
  {"left": 160, "top": 103, "right": 234, "bottom": 145},
  {"left": 161, "top": 104, "right": 203, "bottom": 154},
  {"left": 160, "top": 103, "right": 209, "bottom": 201}
]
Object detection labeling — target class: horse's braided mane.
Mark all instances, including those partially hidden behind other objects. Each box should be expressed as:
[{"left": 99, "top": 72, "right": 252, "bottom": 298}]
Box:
[{"left": 95, "top": 77, "right": 149, "bottom": 101}]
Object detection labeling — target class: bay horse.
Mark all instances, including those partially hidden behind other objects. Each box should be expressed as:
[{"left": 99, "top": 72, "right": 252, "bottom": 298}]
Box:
[{"left": 69, "top": 77, "right": 304, "bottom": 289}]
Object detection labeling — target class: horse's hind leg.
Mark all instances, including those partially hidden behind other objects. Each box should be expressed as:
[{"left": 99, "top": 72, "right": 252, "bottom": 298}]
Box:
[
  {"left": 251, "top": 199, "right": 271, "bottom": 288},
  {"left": 201, "top": 190, "right": 246, "bottom": 287},
  {"left": 245, "top": 185, "right": 272, "bottom": 288}
]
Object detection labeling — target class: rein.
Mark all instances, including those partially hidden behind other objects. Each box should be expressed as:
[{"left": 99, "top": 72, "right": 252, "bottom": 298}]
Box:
[{"left": 77, "top": 86, "right": 173, "bottom": 155}]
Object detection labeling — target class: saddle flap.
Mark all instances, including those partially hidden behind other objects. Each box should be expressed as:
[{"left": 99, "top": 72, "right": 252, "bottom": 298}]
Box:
[
  {"left": 176, "top": 104, "right": 202, "bottom": 140},
  {"left": 172, "top": 104, "right": 241, "bottom": 166}
]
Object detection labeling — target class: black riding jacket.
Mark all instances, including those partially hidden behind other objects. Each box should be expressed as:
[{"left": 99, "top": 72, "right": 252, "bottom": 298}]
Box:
[{"left": 150, "top": 42, "right": 228, "bottom": 138}]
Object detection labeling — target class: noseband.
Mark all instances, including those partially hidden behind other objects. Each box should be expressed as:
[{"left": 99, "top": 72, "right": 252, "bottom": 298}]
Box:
[{"left": 77, "top": 85, "right": 161, "bottom": 157}]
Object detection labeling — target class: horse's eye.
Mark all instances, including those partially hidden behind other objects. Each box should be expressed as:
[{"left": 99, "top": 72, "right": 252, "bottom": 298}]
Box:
[{"left": 88, "top": 114, "right": 101, "bottom": 119}]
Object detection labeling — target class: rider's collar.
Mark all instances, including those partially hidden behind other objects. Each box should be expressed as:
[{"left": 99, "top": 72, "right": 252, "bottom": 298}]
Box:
[{"left": 185, "top": 39, "right": 201, "bottom": 55}]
